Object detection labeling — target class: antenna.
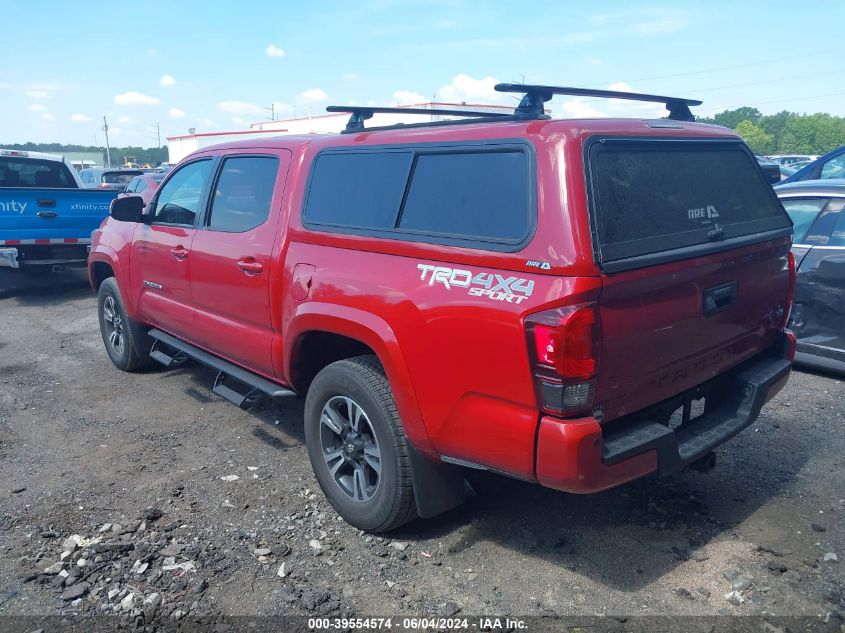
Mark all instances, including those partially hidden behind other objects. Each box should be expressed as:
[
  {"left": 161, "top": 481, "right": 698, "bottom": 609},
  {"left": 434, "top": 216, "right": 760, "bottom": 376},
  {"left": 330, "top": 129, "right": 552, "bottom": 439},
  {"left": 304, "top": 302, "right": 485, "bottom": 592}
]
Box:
[{"left": 102, "top": 116, "right": 111, "bottom": 168}]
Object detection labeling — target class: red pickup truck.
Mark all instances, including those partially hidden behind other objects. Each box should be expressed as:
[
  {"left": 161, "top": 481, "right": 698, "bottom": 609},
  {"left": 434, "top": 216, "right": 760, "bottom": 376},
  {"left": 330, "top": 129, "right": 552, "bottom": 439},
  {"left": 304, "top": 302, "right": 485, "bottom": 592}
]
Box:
[{"left": 88, "top": 84, "right": 796, "bottom": 532}]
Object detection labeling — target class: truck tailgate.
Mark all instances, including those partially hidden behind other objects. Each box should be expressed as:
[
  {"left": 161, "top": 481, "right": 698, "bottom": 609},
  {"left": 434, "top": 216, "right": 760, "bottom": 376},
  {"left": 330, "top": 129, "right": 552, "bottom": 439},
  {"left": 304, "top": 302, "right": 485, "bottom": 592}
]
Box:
[
  {"left": 0, "top": 188, "right": 117, "bottom": 242},
  {"left": 595, "top": 239, "right": 791, "bottom": 422},
  {"left": 584, "top": 137, "right": 793, "bottom": 423}
]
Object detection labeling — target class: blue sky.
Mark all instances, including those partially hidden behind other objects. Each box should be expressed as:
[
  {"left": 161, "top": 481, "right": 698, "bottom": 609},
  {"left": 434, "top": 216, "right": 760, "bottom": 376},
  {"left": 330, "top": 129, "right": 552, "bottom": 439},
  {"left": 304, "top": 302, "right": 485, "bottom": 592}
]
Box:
[{"left": 2, "top": 0, "right": 844, "bottom": 146}]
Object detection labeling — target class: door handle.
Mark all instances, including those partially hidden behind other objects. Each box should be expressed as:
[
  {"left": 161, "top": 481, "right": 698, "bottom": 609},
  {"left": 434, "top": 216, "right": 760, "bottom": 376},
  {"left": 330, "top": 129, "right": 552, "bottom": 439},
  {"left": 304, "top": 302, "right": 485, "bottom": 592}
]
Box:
[
  {"left": 36, "top": 211, "right": 58, "bottom": 219},
  {"left": 37, "top": 199, "right": 56, "bottom": 208},
  {"left": 237, "top": 258, "right": 263, "bottom": 274},
  {"left": 170, "top": 246, "right": 189, "bottom": 260}
]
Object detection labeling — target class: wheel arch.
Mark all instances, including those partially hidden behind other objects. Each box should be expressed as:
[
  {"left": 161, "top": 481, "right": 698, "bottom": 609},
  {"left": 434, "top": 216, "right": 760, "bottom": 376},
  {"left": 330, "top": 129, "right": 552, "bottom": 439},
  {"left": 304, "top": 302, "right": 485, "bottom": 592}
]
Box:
[
  {"left": 286, "top": 305, "right": 435, "bottom": 457},
  {"left": 88, "top": 248, "right": 139, "bottom": 318},
  {"left": 89, "top": 259, "right": 115, "bottom": 291}
]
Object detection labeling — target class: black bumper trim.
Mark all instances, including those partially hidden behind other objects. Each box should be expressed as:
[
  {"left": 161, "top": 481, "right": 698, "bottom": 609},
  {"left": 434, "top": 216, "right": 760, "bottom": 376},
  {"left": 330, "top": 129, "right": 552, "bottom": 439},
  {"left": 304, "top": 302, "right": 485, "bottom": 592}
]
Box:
[{"left": 601, "top": 345, "right": 791, "bottom": 475}]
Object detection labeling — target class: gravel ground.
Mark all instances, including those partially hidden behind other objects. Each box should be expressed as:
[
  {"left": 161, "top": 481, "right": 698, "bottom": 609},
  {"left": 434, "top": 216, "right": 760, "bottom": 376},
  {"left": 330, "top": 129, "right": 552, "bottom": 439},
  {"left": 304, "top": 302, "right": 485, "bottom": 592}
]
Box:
[{"left": 0, "top": 268, "right": 843, "bottom": 631}]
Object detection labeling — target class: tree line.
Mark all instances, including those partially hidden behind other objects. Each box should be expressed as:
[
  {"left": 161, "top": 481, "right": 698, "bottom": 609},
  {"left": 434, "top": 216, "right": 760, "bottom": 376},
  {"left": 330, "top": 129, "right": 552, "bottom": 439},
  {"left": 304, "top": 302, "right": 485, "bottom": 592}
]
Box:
[
  {"left": 1, "top": 143, "right": 168, "bottom": 167},
  {"left": 697, "top": 107, "right": 845, "bottom": 156},
  {"left": 7, "top": 111, "right": 845, "bottom": 162}
]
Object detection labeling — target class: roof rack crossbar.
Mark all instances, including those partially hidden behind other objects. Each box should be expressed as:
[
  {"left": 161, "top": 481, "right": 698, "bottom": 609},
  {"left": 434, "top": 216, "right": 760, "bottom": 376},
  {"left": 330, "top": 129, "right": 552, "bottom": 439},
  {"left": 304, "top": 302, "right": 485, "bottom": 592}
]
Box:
[
  {"left": 495, "top": 83, "right": 702, "bottom": 122},
  {"left": 326, "top": 105, "right": 513, "bottom": 133}
]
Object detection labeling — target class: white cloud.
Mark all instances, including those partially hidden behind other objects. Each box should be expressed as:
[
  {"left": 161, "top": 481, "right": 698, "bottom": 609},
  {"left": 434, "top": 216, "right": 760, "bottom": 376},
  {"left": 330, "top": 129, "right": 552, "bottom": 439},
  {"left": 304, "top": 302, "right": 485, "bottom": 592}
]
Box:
[
  {"left": 218, "top": 100, "right": 262, "bottom": 115},
  {"left": 558, "top": 98, "right": 605, "bottom": 118},
  {"left": 41, "top": 113, "right": 55, "bottom": 121},
  {"left": 392, "top": 90, "right": 426, "bottom": 106},
  {"left": 25, "top": 89, "right": 48, "bottom": 99},
  {"left": 231, "top": 116, "right": 246, "bottom": 125},
  {"left": 114, "top": 91, "right": 161, "bottom": 106},
  {"left": 265, "top": 44, "right": 285, "bottom": 58},
  {"left": 169, "top": 108, "right": 186, "bottom": 119},
  {"left": 198, "top": 117, "right": 219, "bottom": 129},
  {"left": 297, "top": 88, "right": 328, "bottom": 103},
  {"left": 159, "top": 75, "right": 176, "bottom": 87},
  {"left": 71, "top": 113, "right": 92, "bottom": 122},
  {"left": 438, "top": 74, "right": 507, "bottom": 104},
  {"left": 29, "top": 103, "right": 47, "bottom": 112},
  {"left": 117, "top": 116, "right": 133, "bottom": 124}
]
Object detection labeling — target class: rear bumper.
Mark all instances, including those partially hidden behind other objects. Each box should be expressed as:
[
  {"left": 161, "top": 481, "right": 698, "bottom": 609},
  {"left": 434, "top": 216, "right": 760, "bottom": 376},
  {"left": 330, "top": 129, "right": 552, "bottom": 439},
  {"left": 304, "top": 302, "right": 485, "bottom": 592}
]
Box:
[
  {"left": 535, "top": 332, "right": 793, "bottom": 494},
  {"left": 0, "top": 243, "right": 89, "bottom": 268}
]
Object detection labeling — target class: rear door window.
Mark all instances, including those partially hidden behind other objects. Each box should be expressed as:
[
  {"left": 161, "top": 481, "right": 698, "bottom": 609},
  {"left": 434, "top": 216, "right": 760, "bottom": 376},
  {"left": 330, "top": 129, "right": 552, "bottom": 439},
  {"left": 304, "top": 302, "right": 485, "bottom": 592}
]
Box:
[
  {"left": 780, "top": 198, "right": 828, "bottom": 243},
  {"left": 587, "top": 140, "right": 792, "bottom": 267},
  {"left": 820, "top": 155, "right": 845, "bottom": 179}
]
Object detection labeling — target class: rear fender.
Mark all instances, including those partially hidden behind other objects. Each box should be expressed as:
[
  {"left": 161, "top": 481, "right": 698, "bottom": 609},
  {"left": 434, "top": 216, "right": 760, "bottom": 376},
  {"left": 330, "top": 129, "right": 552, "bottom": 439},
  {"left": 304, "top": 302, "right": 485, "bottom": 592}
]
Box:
[{"left": 285, "top": 303, "right": 434, "bottom": 456}]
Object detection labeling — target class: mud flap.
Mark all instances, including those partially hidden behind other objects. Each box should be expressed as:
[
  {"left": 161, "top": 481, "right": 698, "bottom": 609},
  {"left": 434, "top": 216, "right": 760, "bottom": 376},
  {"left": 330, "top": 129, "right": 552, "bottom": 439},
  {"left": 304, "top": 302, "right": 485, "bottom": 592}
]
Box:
[{"left": 407, "top": 443, "right": 466, "bottom": 518}]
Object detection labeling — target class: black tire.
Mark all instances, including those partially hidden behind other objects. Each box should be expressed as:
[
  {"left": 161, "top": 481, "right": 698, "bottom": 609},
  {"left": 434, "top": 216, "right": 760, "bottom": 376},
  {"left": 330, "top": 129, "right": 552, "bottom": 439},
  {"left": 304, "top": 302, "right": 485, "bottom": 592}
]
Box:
[
  {"left": 304, "top": 355, "right": 417, "bottom": 532},
  {"left": 97, "top": 277, "right": 152, "bottom": 372}
]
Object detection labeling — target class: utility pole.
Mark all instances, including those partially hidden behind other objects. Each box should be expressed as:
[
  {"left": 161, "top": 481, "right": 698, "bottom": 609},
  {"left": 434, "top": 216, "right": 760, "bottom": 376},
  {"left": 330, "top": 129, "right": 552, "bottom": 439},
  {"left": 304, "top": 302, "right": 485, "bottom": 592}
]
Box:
[
  {"left": 154, "top": 122, "right": 161, "bottom": 148},
  {"left": 102, "top": 116, "right": 111, "bottom": 168},
  {"left": 264, "top": 103, "right": 276, "bottom": 121}
]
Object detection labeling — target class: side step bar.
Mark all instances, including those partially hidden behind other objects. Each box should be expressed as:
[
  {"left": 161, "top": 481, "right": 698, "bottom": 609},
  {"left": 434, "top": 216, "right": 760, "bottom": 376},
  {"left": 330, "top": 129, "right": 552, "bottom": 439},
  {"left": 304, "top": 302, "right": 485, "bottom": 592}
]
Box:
[{"left": 148, "top": 329, "right": 297, "bottom": 409}]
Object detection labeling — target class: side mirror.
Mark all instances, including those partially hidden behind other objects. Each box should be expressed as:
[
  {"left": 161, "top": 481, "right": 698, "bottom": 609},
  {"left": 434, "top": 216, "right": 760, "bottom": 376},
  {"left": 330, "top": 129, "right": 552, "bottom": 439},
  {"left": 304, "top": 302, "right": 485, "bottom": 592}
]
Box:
[{"left": 109, "top": 195, "right": 144, "bottom": 222}]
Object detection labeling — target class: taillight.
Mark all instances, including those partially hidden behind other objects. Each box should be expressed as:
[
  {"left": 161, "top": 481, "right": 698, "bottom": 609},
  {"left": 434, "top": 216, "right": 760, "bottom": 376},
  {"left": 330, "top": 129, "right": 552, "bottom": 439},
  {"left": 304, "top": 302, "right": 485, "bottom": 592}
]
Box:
[
  {"left": 526, "top": 303, "right": 600, "bottom": 416},
  {"left": 780, "top": 250, "right": 796, "bottom": 329}
]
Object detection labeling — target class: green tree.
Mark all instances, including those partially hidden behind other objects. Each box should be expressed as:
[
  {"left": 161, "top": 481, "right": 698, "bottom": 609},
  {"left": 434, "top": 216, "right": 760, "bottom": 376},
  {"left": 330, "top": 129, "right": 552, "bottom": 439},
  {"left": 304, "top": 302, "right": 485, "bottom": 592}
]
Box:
[
  {"left": 1, "top": 142, "right": 167, "bottom": 167},
  {"left": 759, "top": 110, "right": 796, "bottom": 152},
  {"left": 735, "top": 119, "right": 772, "bottom": 154},
  {"left": 699, "top": 107, "right": 763, "bottom": 130},
  {"left": 778, "top": 114, "right": 845, "bottom": 154}
]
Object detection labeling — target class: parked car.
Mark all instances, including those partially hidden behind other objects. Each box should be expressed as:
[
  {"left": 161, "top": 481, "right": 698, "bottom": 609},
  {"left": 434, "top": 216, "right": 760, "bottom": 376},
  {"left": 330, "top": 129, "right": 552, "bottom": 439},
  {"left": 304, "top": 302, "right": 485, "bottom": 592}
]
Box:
[
  {"left": 757, "top": 156, "right": 781, "bottom": 185},
  {"left": 0, "top": 149, "right": 119, "bottom": 271},
  {"left": 79, "top": 167, "right": 145, "bottom": 191},
  {"left": 89, "top": 85, "right": 795, "bottom": 532},
  {"left": 118, "top": 173, "right": 165, "bottom": 207},
  {"left": 767, "top": 154, "right": 818, "bottom": 166},
  {"left": 780, "top": 145, "right": 845, "bottom": 184},
  {"left": 774, "top": 179, "right": 845, "bottom": 373}
]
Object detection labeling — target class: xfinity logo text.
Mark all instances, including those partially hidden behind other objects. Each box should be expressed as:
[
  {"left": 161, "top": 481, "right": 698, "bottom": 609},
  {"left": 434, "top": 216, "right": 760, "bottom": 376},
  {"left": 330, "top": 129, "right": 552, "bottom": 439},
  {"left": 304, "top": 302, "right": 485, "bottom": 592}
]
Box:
[
  {"left": 0, "top": 200, "right": 27, "bottom": 214},
  {"left": 688, "top": 205, "right": 720, "bottom": 220},
  {"left": 417, "top": 264, "right": 535, "bottom": 304},
  {"left": 70, "top": 203, "right": 110, "bottom": 211}
]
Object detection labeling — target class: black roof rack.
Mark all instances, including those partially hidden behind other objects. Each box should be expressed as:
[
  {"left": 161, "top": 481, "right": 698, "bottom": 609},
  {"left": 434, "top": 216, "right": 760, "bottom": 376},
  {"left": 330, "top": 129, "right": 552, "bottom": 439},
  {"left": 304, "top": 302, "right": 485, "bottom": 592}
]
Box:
[
  {"left": 326, "top": 105, "right": 513, "bottom": 133},
  {"left": 494, "top": 83, "right": 702, "bottom": 122}
]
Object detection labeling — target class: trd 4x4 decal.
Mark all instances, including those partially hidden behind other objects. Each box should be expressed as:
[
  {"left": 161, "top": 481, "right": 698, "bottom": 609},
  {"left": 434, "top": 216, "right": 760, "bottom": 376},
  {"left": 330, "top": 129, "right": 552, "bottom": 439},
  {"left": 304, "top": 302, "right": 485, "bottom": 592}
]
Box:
[{"left": 417, "top": 264, "right": 534, "bottom": 304}]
